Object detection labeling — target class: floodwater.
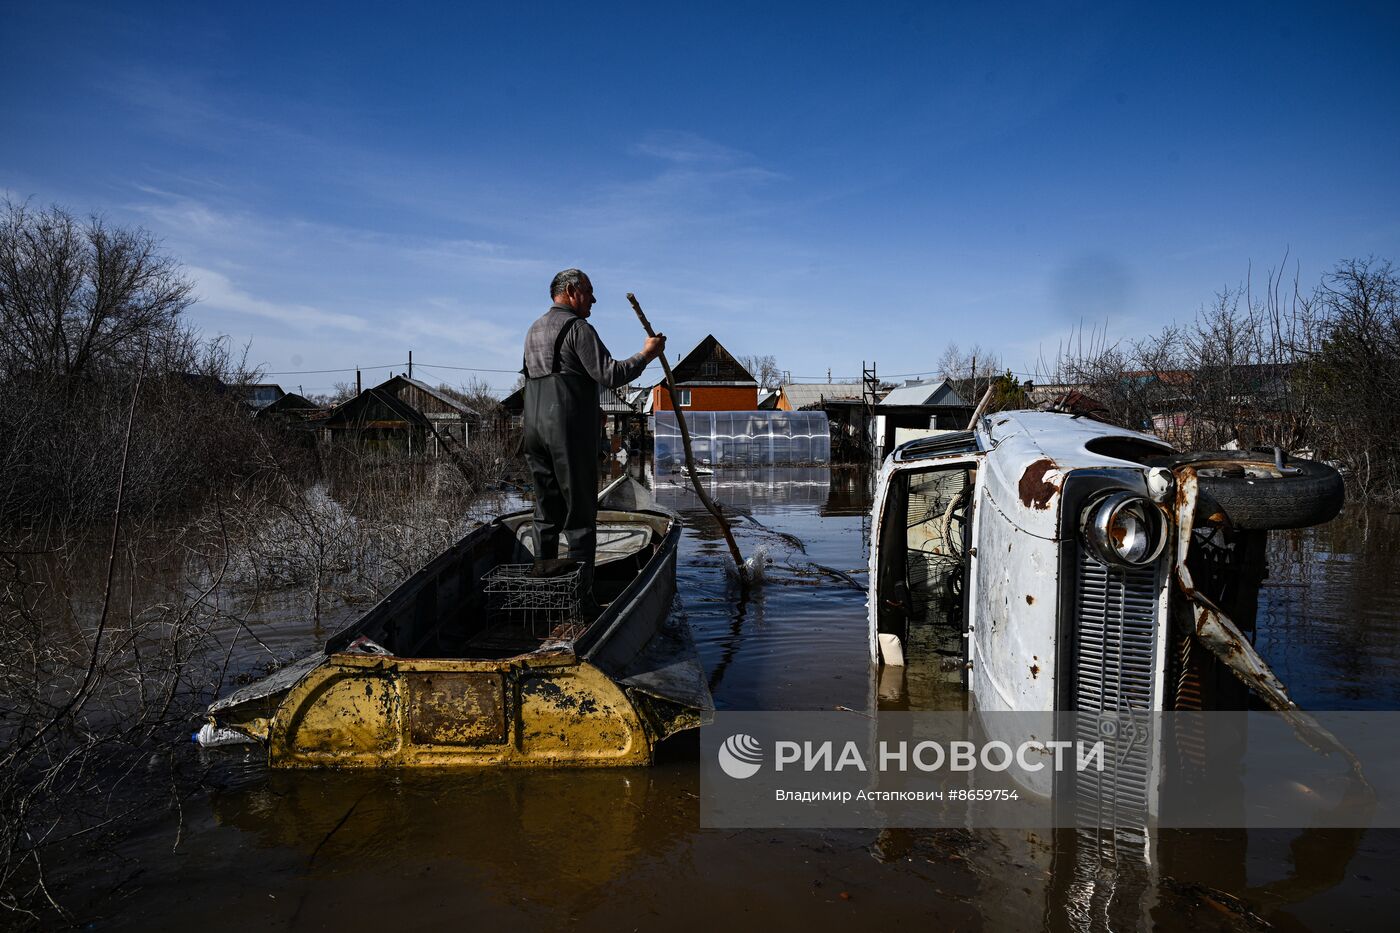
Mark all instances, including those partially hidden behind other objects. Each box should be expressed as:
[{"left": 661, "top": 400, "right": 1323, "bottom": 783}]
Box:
[{"left": 61, "top": 469, "right": 1400, "bottom": 931}]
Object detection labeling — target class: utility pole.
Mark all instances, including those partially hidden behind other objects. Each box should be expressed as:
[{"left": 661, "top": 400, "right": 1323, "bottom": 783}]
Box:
[{"left": 827, "top": 367, "right": 831, "bottom": 383}]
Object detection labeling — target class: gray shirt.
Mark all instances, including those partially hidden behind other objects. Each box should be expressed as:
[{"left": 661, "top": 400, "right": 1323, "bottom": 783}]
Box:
[{"left": 521, "top": 304, "right": 648, "bottom": 388}]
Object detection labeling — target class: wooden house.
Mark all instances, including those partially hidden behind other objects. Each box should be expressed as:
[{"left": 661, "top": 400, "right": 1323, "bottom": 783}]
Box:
[
  {"left": 318, "top": 375, "right": 477, "bottom": 456},
  {"left": 648, "top": 336, "right": 757, "bottom": 412},
  {"left": 254, "top": 392, "right": 322, "bottom": 425}
]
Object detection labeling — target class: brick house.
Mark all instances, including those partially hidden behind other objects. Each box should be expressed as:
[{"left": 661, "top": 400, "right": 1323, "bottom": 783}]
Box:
[{"left": 649, "top": 335, "right": 758, "bottom": 411}]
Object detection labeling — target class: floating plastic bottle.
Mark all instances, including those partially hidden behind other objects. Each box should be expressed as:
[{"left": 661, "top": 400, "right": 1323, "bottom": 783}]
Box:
[{"left": 192, "top": 723, "right": 253, "bottom": 747}]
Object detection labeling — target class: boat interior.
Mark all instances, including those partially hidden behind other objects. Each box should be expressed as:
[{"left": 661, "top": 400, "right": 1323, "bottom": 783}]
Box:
[
  {"left": 325, "top": 509, "right": 672, "bottom": 661},
  {"left": 875, "top": 464, "right": 976, "bottom": 675}
]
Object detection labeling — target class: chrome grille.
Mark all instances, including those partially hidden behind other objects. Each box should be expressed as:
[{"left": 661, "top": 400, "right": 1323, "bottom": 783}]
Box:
[
  {"left": 1072, "top": 549, "right": 1162, "bottom": 831},
  {"left": 1073, "top": 552, "right": 1159, "bottom": 713}
]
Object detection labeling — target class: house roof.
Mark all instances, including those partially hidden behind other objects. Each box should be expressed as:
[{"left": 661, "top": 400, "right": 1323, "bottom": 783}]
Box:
[
  {"left": 321, "top": 384, "right": 427, "bottom": 428},
  {"left": 878, "top": 378, "right": 969, "bottom": 408},
  {"left": 779, "top": 383, "right": 862, "bottom": 410},
  {"left": 255, "top": 392, "right": 321, "bottom": 417},
  {"left": 321, "top": 374, "right": 477, "bottom": 428},
  {"left": 236, "top": 383, "right": 285, "bottom": 409},
  {"left": 669, "top": 335, "right": 756, "bottom": 385},
  {"left": 757, "top": 389, "right": 779, "bottom": 410},
  {"left": 383, "top": 375, "right": 478, "bottom": 416}
]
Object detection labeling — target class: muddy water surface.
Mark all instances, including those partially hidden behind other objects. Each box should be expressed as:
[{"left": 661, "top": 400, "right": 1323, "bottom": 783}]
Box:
[{"left": 75, "top": 470, "right": 1400, "bottom": 931}]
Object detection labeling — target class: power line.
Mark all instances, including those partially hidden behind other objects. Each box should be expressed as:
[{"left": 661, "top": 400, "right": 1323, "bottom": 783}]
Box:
[
  {"left": 259, "top": 360, "right": 1044, "bottom": 382},
  {"left": 879, "top": 368, "right": 1043, "bottom": 379},
  {"left": 416, "top": 360, "right": 668, "bottom": 377},
  {"left": 413, "top": 361, "right": 520, "bottom": 374},
  {"left": 261, "top": 362, "right": 406, "bottom": 375}
]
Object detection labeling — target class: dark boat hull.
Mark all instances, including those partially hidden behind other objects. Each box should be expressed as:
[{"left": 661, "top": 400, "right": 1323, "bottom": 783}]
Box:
[{"left": 206, "top": 476, "right": 712, "bottom": 768}]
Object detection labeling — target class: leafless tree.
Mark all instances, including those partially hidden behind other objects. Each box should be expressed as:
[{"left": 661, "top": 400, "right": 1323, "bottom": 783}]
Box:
[
  {"left": 1307, "top": 258, "right": 1400, "bottom": 497},
  {"left": 0, "top": 200, "right": 271, "bottom": 529},
  {"left": 0, "top": 198, "right": 541, "bottom": 922},
  {"left": 315, "top": 381, "right": 359, "bottom": 407},
  {"left": 0, "top": 200, "right": 194, "bottom": 381},
  {"left": 737, "top": 353, "right": 782, "bottom": 389},
  {"left": 1041, "top": 255, "right": 1400, "bottom": 502},
  {"left": 936, "top": 342, "right": 1004, "bottom": 407}
]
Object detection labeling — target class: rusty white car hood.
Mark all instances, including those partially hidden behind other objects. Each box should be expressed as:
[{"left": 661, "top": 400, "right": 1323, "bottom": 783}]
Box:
[{"left": 977, "top": 410, "right": 1174, "bottom": 540}]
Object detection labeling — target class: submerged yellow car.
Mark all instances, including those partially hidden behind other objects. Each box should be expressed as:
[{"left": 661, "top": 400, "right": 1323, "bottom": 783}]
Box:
[{"left": 204, "top": 477, "right": 712, "bottom": 768}]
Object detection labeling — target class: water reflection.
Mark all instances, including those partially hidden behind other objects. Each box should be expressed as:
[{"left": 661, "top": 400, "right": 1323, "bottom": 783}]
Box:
[
  {"left": 1258, "top": 510, "right": 1400, "bottom": 708},
  {"left": 653, "top": 465, "right": 834, "bottom": 511},
  {"left": 209, "top": 768, "right": 682, "bottom": 917}
]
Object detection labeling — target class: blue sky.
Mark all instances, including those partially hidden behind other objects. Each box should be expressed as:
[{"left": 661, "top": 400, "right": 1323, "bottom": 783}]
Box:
[{"left": 3, "top": 1, "right": 1398, "bottom": 395}]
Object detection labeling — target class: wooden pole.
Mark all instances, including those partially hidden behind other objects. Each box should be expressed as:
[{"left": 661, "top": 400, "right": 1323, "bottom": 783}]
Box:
[
  {"left": 628, "top": 292, "right": 748, "bottom": 587},
  {"left": 966, "top": 384, "right": 996, "bottom": 430}
]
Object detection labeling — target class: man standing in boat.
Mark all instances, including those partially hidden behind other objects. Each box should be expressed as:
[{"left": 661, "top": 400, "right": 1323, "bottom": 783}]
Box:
[{"left": 521, "top": 269, "right": 665, "bottom": 603}]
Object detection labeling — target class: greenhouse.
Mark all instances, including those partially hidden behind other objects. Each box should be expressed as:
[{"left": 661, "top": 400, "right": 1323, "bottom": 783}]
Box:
[{"left": 653, "top": 410, "right": 831, "bottom": 468}]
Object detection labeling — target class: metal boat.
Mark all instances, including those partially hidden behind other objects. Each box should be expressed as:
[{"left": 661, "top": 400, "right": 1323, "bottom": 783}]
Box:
[{"left": 204, "top": 475, "right": 712, "bottom": 768}]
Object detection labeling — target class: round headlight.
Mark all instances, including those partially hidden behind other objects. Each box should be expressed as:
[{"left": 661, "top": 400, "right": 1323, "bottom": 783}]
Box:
[{"left": 1083, "top": 491, "right": 1166, "bottom": 567}]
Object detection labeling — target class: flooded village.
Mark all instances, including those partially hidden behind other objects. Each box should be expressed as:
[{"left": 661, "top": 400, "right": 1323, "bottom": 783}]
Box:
[
  {"left": 3, "top": 229, "right": 1400, "bottom": 928},
  {"left": 5, "top": 4, "right": 1400, "bottom": 931}
]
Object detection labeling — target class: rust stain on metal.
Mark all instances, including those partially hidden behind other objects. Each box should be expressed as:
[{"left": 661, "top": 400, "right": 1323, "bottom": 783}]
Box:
[
  {"left": 408, "top": 673, "right": 507, "bottom": 746},
  {"left": 1029, "top": 663, "right": 1040, "bottom": 679},
  {"left": 1025, "top": 594, "right": 1034, "bottom": 605},
  {"left": 1174, "top": 468, "right": 1192, "bottom": 517},
  {"left": 1018, "top": 458, "right": 1060, "bottom": 510}
]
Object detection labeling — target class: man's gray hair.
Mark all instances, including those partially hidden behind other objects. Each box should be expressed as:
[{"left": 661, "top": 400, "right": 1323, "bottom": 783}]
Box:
[{"left": 550, "top": 268, "right": 588, "bottom": 298}]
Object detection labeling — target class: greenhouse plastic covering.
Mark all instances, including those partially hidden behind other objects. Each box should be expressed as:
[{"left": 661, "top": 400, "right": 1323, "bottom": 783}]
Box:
[{"left": 653, "top": 411, "right": 830, "bottom": 467}]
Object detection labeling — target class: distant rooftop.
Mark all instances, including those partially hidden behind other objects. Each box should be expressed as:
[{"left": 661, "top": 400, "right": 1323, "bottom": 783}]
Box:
[
  {"left": 779, "top": 382, "right": 862, "bottom": 410},
  {"left": 878, "top": 378, "right": 969, "bottom": 408},
  {"left": 388, "top": 375, "right": 478, "bottom": 416}
]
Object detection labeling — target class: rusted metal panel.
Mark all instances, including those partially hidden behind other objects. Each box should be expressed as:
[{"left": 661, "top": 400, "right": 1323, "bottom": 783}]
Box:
[
  {"left": 518, "top": 665, "right": 649, "bottom": 764},
  {"left": 1170, "top": 467, "right": 1297, "bottom": 711},
  {"left": 1017, "top": 458, "right": 1061, "bottom": 510},
  {"left": 408, "top": 672, "right": 507, "bottom": 746},
  {"left": 270, "top": 668, "right": 402, "bottom": 766},
  {"left": 265, "top": 654, "right": 652, "bottom": 768},
  {"left": 968, "top": 475, "right": 1061, "bottom": 712}
]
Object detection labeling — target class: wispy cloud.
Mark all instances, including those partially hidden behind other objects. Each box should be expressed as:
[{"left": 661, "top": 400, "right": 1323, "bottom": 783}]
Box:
[
  {"left": 390, "top": 297, "right": 521, "bottom": 356},
  {"left": 104, "top": 66, "right": 349, "bottom": 160},
  {"left": 190, "top": 266, "right": 370, "bottom": 333},
  {"left": 552, "top": 131, "right": 787, "bottom": 246},
  {"left": 631, "top": 131, "right": 751, "bottom": 166}
]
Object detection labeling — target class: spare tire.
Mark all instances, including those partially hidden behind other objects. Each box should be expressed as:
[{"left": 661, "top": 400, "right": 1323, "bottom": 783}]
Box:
[{"left": 1145, "top": 449, "right": 1344, "bottom": 530}]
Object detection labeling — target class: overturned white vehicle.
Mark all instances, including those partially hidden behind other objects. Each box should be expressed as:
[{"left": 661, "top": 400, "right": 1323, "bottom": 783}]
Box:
[{"left": 869, "top": 410, "right": 1344, "bottom": 717}]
